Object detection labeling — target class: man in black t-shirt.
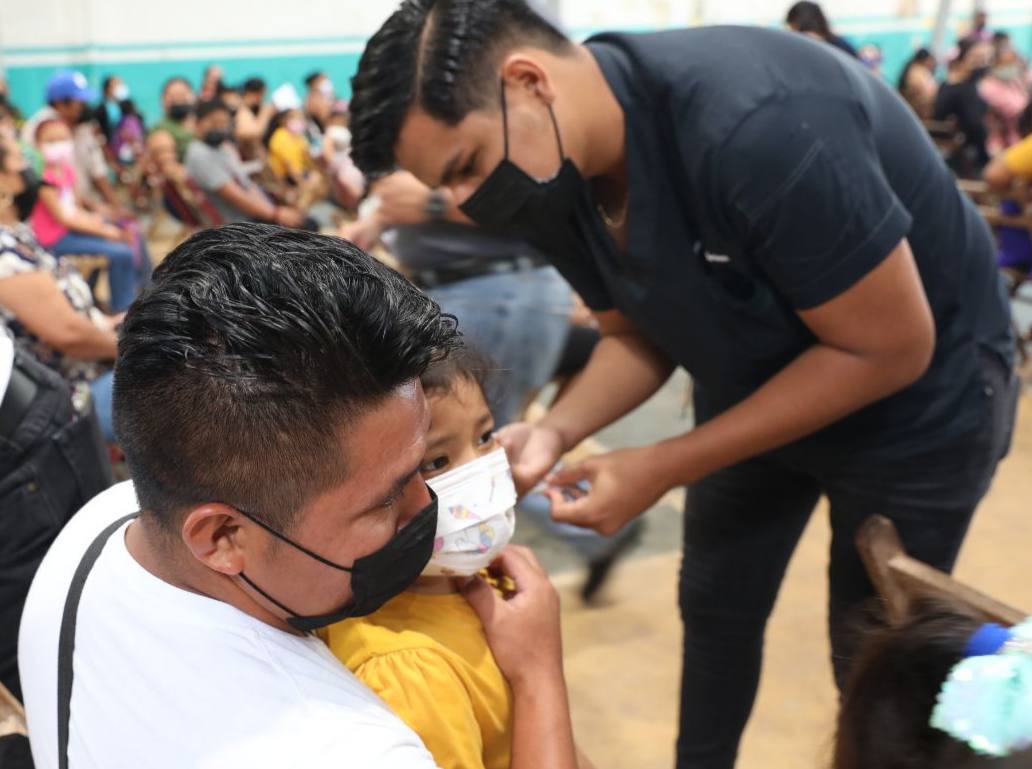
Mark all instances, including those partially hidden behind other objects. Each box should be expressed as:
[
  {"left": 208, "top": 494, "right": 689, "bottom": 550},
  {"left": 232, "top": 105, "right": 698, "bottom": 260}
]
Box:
[{"left": 348, "top": 3, "right": 1018, "bottom": 767}]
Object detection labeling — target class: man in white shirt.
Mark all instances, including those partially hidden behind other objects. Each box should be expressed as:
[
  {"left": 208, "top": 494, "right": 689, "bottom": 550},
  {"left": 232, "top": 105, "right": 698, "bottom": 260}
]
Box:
[{"left": 19, "top": 224, "right": 580, "bottom": 769}]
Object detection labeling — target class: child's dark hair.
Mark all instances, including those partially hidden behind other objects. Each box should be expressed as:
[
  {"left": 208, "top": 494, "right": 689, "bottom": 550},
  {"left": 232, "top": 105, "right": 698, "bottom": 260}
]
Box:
[
  {"left": 420, "top": 342, "right": 494, "bottom": 402},
  {"left": 835, "top": 598, "right": 1027, "bottom": 769}
]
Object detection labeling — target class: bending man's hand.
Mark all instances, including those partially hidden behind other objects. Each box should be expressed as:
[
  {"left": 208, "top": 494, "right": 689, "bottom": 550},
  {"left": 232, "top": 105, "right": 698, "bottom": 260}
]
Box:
[
  {"left": 495, "top": 422, "right": 565, "bottom": 495},
  {"left": 545, "top": 446, "right": 669, "bottom": 536}
]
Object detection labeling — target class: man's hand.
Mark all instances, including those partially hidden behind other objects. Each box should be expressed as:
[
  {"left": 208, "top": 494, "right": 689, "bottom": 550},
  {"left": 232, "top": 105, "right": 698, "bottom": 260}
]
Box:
[
  {"left": 544, "top": 446, "right": 669, "bottom": 536},
  {"left": 495, "top": 422, "right": 565, "bottom": 495},
  {"left": 461, "top": 546, "right": 563, "bottom": 690},
  {"left": 372, "top": 170, "right": 438, "bottom": 226}
]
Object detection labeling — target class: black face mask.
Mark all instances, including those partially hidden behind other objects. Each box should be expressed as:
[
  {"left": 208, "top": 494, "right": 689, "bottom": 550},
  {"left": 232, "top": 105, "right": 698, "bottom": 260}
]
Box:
[
  {"left": 202, "top": 129, "right": 231, "bottom": 148},
  {"left": 460, "top": 80, "right": 585, "bottom": 237},
  {"left": 235, "top": 488, "right": 438, "bottom": 632},
  {"left": 13, "top": 169, "right": 41, "bottom": 221},
  {"left": 167, "top": 103, "right": 193, "bottom": 123}
]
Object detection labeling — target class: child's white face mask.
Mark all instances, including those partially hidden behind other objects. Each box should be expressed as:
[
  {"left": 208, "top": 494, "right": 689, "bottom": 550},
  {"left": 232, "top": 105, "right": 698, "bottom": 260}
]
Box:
[{"left": 423, "top": 447, "right": 517, "bottom": 577}]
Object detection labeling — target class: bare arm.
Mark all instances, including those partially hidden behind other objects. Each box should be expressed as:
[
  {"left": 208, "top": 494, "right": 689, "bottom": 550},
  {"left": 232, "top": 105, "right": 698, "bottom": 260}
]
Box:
[
  {"left": 0, "top": 272, "right": 117, "bottom": 360},
  {"left": 538, "top": 309, "right": 674, "bottom": 451},
  {"left": 38, "top": 186, "right": 118, "bottom": 239},
  {"left": 547, "top": 240, "right": 936, "bottom": 531},
  {"left": 214, "top": 180, "right": 278, "bottom": 220}
]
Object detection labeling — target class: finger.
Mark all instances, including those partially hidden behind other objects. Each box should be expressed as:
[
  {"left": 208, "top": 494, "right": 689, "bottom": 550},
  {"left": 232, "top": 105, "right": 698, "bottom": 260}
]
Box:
[
  {"left": 460, "top": 575, "right": 501, "bottom": 621},
  {"left": 494, "top": 423, "right": 526, "bottom": 450},
  {"left": 487, "top": 546, "right": 547, "bottom": 585},
  {"left": 547, "top": 461, "right": 594, "bottom": 487},
  {"left": 550, "top": 493, "right": 602, "bottom": 529}
]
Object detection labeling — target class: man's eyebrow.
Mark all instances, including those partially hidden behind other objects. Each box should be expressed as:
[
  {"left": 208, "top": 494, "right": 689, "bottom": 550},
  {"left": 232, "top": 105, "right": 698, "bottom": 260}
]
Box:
[
  {"left": 437, "top": 150, "right": 463, "bottom": 188},
  {"left": 368, "top": 464, "right": 422, "bottom": 511}
]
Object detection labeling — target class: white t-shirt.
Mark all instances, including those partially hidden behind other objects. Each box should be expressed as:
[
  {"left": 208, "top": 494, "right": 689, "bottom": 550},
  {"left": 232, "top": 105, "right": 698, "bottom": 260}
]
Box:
[{"left": 19, "top": 481, "right": 440, "bottom": 769}]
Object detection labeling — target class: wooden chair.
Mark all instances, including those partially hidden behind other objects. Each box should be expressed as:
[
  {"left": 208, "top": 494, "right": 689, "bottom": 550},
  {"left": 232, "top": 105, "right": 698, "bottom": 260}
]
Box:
[
  {"left": 0, "top": 680, "right": 26, "bottom": 738},
  {"left": 856, "top": 515, "right": 1025, "bottom": 626}
]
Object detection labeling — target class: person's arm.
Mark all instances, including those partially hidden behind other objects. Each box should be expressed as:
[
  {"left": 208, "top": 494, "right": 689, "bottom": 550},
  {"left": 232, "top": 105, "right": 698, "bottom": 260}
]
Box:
[
  {"left": 462, "top": 547, "right": 577, "bottom": 769},
  {"left": 213, "top": 180, "right": 303, "bottom": 226},
  {"left": 372, "top": 170, "right": 472, "bottom": 227},
  {"left": 0, "top": 271, "right": 118, "bottom": 360},
  {"left": 496, "top": 309, "right": 674, "bottom": 493},
  {"left": 985, "top": 135, "right": 1032, "bottom": 191},
  {"left": 37, "top": 185, "right": 121, "bottom": 240}
]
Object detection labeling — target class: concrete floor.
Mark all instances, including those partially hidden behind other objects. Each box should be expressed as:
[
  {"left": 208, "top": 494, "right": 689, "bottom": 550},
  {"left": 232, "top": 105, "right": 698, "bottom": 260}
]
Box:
[{"left": 544, "top": 383, "right": 1032, "bottom": 769}]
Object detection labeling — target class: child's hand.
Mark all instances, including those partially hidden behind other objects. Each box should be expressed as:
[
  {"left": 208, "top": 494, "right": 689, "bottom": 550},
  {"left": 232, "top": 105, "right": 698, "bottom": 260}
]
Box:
[{"left": 461, "top": 546, "right": 563, "bottom": 691}]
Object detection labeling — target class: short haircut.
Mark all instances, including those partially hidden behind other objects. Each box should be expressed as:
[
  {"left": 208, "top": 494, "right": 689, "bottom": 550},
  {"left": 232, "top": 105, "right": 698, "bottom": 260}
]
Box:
[
  {"left": 102, "top": 75, "right": 117, "bottom": 95},
  {"left": 420, "top": 342, "right": 493, "bottom": 401},
  {"left": 113, "top": 224, "right": 459, "bottom": 538},
  {"left": 242, "top": 77, "right": 266, "bottom": 94},
  {"left": 785, "top": 1, "right": 832, "bottom": 37},
  {"left": 162, "top": 76, "right": 192, "bottom": 97},
  {"left": 194, "top": 99, "right": 229, "bottom": 122},
  {"left": 304, "top": 70, "right": 326, "bottom": 88},
  {"left": 833, "top": 598, "right": 997, "bottom": 769},
  {"left": 349, "top": 0, "right": 572, "bottom": 177}
]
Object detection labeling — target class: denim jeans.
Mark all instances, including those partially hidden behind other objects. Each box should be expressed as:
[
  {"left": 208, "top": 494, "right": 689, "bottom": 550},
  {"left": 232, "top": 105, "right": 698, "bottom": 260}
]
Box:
[
  {"left": 676, "top": 350, "right": 1020, "bottom": 769},
  {"left": 88, "top": 370, "right": 115, "bottom": 443},
  {"left": 0, "top": 352, "right": 113, "bottom": 700},
  {"left": 50, "top": 231, "right": 151, "bottom": 312},
  {"left": 428, "top": 265, "right": 573, "bottom": 425}
]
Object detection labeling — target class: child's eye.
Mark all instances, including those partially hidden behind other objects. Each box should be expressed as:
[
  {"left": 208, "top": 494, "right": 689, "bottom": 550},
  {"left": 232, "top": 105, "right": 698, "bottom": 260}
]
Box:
[
  {"left": 477, "top": 430, "right": 494, "bottom": 448},
  {"left": 420, "top": 455, "right": 450, "bottom": 475}
]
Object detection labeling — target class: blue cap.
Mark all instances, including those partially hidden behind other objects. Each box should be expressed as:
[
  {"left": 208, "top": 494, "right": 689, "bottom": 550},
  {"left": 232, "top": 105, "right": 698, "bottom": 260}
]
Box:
[{"left": 45, "top": 70, "right": 98, "bottom": 104}]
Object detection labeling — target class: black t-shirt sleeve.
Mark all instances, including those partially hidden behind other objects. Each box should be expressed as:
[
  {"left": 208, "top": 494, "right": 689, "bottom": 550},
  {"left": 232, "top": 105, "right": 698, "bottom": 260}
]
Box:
[{"left": 713, "top": 97, "right": 912, "bottom": 310}]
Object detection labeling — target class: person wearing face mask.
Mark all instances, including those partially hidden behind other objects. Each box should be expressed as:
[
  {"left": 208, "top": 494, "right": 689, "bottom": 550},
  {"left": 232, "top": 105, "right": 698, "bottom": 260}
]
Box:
[
  {"left": 935, "top": 38, "right": 994, "bottom": 174},
  {"left": 350, "top": 3, "right": 1018, "bottom": 768},
  {"left": 235, "top": 77, "right": 275, "bottom": 160},
  {"left": 151, "top": 76, "right": 197, "bottom": 162},
  {"left": 95, "top": 75, "right": 129, "bottom": 144},
  {"left": 303, "top": 70, "right": 334, "bottom": 154},
  {"left": 17, "top": 224, "right": 582, "bottom": 769},
  {"left": 0, "top": 137, "right": 123, "bottom": 441},
  {"left": 979, "top": 33, "right": 1030, "bottom": 155},
  {"left": 29, "top": 119, "right": 151, "bottom": 312},
  {"left": 184, "top": 100, "right": 309, "bottom": 228}
]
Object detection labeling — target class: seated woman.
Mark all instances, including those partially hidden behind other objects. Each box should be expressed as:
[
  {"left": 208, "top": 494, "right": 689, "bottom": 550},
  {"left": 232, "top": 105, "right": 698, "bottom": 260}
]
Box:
[
  {"left": 0, "top": 137, "right": 119, "bottom": 442},
  {"left": 265, "top": 108, "right": 327, "bottom": 209},
  {"left": 29, "top": 118, "right": 150, "bottom": 311}
]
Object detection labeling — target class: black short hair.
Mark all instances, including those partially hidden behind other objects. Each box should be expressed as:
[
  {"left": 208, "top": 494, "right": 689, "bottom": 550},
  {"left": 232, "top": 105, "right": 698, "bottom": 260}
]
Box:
[
  {"left": 349, "top": 0, "right": 572, "bottom": 177},
  {"left": 102, "top": 76, "right": 118, "bottom": 95},
  {"left": 194, "top": 99, "right": 229, "bottom": 122},
  {"left": 420, "top": 342, "right": 493, "bottom": 400},
  {"left": 304, "top": 70, "right": 326, "bottom": 89},
  {"left": 834, "top": 598, "right": 1001, "bottom": 769},
  {"left": 242, "top": 77, "right": 266, "bottom": 94},
  {"left": 162, "top": 76, "right": 192, "bottom": 97},
  {"left": 113, "top": 224, "right": 459, "bottom": 538},
  {"left": 786, "top": 1, "right": 832, "bottom": 37}
]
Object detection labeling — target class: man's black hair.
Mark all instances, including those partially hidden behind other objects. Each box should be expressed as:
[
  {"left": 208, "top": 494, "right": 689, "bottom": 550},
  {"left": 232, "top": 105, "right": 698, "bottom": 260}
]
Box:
[
  {"left": 785, "top": 1, "right": 833, "bottom": 38},
  {"left": 242, "top": 77, "right": 266, "bottom": 94},
  {"left": 102, "top": 76, "right": 118, "bottom": 96},
  {"left": 161, "top": 75, "right": 193, "bottom": 97},
  {"left": 113, "top": 224, "right": 459, "bottom": 539},
  {"left": 194, "top": 99, "right": 229, "bottom": 122},
  {"left": 304, "top": 70, "right": 326, "bottom": 89},
  {"left": 349, "top": 0, "right": 571, "bottom": 177},
  {"left": 216, "top": 81, "right": 239, "bottom": 97}
]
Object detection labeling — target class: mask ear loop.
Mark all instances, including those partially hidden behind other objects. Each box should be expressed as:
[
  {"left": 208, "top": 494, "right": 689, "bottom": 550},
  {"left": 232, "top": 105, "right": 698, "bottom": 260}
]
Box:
[
  {"left": 499, "top": 77, "right": 510, "bottom": 159},
  {"left": 234, "top": 507, "right": 354, "bottom": 573},
  {"left": 545, "top": 102, "right": 565, "bottom": 160}
]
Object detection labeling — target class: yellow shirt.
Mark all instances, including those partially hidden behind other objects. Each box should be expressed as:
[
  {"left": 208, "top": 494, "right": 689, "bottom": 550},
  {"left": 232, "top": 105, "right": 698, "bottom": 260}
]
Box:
[
  {"left": 323, "top": 591, "right": 512, "bottom": 769},
  {"left": 267, "top": 127, "right": 312, "bottom": 179},
  {"left": 1003, "top": 134, "right": 1032, "bottom": 178}
]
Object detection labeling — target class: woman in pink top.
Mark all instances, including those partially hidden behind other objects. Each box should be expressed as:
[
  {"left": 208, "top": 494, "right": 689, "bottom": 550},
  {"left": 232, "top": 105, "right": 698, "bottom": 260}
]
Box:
[
  {"left": 980, "top": 40, "right": 1030, "bottom": 154},
  {"left": 30, "top": 118, "right": 149, "bottom": 310}
]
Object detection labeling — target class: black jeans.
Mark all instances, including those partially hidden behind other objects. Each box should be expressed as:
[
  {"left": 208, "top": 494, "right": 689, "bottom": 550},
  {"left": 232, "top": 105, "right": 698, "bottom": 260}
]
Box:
[
  {"left": 676, "top": 351, "right": 1019, "bottom": 769},
  {"left": 0, "top": 353, "right": 112, "bottom": 701}
]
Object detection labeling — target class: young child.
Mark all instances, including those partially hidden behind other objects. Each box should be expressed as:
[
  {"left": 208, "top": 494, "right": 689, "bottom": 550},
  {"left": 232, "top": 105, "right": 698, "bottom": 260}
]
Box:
[
  {"left": 29, "top": 118, "right": 149, "bottom": 311},
  {"left": 324, "top": 345, "right": 516, "bottom": 769},
  {"left": 835, "top": 598, "right": 1032, "bottom": 769}
]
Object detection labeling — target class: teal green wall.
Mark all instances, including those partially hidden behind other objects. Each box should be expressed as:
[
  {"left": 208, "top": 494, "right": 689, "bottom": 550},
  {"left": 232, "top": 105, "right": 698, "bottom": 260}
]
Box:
[{"left": 4, "top": 22, "right": 1031, "bottom": 124}]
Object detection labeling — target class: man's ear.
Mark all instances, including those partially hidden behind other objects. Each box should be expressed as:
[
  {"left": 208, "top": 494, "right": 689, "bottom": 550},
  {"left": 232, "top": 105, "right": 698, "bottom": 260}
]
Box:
[
  {"left": 180, "top": 504, "right": 248, "bottom": 576},
  {"left": 500, "top": 53, "right": 557, "bottom": 104}
]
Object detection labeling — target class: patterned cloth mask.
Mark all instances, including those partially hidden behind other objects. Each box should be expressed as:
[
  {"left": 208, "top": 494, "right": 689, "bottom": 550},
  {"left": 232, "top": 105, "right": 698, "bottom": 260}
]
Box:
[{"left": 424, "top": 447, "right": 517, "bottom": 577}]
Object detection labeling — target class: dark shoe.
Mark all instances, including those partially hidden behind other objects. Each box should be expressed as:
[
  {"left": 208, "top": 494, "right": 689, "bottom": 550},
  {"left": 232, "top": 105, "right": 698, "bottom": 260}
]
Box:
[{"left": 581, "top": 519, "right": 644, "bottom": 604}]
